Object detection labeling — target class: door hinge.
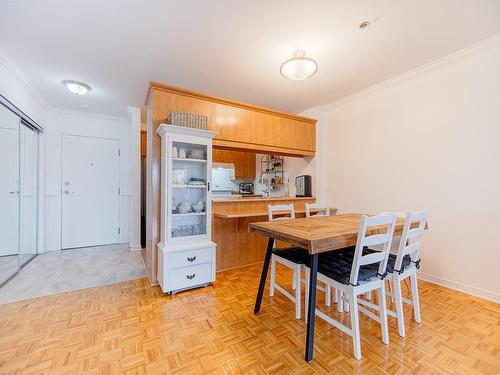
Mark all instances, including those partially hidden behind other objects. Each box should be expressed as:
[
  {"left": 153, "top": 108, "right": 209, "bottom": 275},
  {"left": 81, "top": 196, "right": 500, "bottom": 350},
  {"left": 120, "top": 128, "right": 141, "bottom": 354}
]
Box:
[
  {"left": 118, "top": 227, "right": 121, "bottom": 234},
  {"left": 118, "top": 149, "right": 121, "bottom": 156},
  {"left": 118, "top": 188, "right": 121, "bottom": 195}
]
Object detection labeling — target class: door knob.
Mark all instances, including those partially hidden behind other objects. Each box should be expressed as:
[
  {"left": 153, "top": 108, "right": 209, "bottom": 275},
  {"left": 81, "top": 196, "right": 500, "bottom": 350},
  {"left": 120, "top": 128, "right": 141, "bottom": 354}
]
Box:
[
  {"left": 64, "top": 190, "right": 72, "bottom": 195},
  {"left": 9, "top": 190, "right": 19, "bottom": 194}
]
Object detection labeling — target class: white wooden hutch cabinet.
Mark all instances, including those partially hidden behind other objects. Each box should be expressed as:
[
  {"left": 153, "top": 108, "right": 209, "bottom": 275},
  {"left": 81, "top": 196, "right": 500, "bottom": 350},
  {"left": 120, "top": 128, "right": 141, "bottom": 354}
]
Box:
[{"left": 156, "top": 124, "right": 217, "bottom": 294}]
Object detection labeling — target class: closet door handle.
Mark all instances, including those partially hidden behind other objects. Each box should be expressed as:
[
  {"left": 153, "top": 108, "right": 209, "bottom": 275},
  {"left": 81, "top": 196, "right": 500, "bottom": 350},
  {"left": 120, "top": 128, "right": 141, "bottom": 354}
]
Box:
[
  {"left": 187, "top": 256, "right": 196, "bottom": 262},
  {"left": 9, "top": 191, "right": 19, "bottom": 194},
  {"left": 186, "top": 274, "right": 196, "bottom": 280}
]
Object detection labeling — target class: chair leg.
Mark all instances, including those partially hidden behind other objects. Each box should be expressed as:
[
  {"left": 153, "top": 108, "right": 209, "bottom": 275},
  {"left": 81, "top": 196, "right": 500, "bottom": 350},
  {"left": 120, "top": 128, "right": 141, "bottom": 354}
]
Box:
[
  {"left": 393, "top": 278, "right": 406, "bottom": 337},
  {"left": 378, "top": 284, "right": 389, "bottom": 345},
  {"left": 295, "top": 265, "right": 302, "bottom": 320},
  {"left": 387, "top": 279, "right": 395, "bottom": 304},
  {"left": 325, "top": 284, "right": 331, "bottom": 307},
  {"left": 349, "top": 291, "right": 361, "bottom": 360},
  {"left": 292, "top": 268, "right": 297, "bottom": 290},
  {"left": 338, "top": 291, "right": 344, "bottom": 312},
  {"left": 409, "top": 272, "right": 422, "bottom": 323},
  {"left": 269, "top": 256, "right": 276, "bottom": 297},
  {"left": 304, "top": 270, "right": 309, "bottom": 324}
]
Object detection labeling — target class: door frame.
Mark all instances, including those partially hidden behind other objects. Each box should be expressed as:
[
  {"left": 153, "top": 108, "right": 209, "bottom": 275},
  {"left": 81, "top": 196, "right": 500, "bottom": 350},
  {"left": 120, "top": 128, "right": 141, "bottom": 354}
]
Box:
[
  {"left": 19, "top": 121, "right": 41, "bottom": 265},
  {"left": 60, "top": 133, "right": 122, "bottom": 250}
]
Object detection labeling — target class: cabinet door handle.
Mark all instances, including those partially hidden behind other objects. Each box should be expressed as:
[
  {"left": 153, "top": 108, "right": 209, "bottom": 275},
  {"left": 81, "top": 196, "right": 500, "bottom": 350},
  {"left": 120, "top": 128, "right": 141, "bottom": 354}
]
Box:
[
  {"left": 187, "top": 256, "right": 196, "bottom": 262},
  {"left": 186, "top": 274, "right": 196, "bottom": 280}
]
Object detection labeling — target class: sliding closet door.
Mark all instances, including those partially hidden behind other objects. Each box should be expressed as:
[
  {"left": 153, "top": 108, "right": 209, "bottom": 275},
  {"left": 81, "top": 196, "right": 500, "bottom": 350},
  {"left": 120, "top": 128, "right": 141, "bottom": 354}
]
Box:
[
  {"left": 19, "top": 123, "right": 38, "bottom": 267},
  {"left": 0, "top": 103, "right": 20, "bottom": 285}
]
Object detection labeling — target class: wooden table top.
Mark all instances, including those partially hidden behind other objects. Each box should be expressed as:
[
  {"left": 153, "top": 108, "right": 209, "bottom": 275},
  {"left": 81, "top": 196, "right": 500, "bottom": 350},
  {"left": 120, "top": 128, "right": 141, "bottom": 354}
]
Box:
[{"left": 248, "top": 213, "right": 413, "bottom": 254}]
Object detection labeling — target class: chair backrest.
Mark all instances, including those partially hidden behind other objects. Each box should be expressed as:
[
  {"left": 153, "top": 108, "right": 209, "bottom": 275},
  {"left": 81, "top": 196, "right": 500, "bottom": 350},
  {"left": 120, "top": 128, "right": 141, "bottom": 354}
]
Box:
[
  {"left": 350, "top": 214, "right": 397, "bottom": 285},
  {"left": 393, "top": 211, "right": 427, "bottom": 272},
  {"left": 268, "top": 204, "right": 295, "bottom": 221},
  {"left": 305, "top": 203, "right": 330, "bottom": 218},
  {"left": 379, "top": 211, "right": 406, "bottom": 253}
]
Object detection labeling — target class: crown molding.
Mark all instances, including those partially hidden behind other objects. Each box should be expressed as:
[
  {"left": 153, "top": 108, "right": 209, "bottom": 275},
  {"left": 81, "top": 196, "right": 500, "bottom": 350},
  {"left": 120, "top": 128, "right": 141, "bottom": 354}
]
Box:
[
  {"left": 317, "top": 33, "right": 500, "bottom": 113},
  {"left": 0, "top": 44, "right": 50, "bottom": 110},
  {"left": 49, "top": 107, "right": 129, "bottom": 122}
]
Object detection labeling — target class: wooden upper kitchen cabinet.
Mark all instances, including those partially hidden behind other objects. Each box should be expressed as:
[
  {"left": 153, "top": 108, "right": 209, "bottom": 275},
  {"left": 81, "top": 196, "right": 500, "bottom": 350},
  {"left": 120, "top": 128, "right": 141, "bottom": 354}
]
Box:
[
  {"left": 213, "top": 149, "right": 256, "bottom": 179},
  {"left": 146, "top": 82, "right": 316, "bottom": 156}
]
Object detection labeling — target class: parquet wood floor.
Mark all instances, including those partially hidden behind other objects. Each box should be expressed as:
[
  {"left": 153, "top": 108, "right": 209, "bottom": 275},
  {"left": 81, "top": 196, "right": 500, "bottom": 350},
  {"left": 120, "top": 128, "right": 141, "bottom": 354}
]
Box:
[{"left": 0, "top": 264, "right": 499, "bottom": 374}]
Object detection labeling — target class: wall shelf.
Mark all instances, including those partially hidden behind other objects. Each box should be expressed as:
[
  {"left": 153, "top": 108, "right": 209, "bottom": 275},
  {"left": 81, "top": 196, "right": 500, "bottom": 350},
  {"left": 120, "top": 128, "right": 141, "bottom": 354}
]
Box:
[
  {"left": 172, "top": 212, "right": 207, "bottom": 217},
  {"left": 172, "top": 184, "right": 207, "bottom": 188},
  {"left": 172, "top": 157, "right": 207, "bottom": 163}
]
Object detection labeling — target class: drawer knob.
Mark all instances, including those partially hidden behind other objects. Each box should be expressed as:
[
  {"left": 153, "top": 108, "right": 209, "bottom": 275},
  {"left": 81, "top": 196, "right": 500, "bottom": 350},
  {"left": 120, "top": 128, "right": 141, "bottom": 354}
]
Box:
[
  {"left": 187, "top": 256, "right": 197, "bottom": 262},
  {"left": 186, "top": 274, "right": 196, "bottom": 280}
]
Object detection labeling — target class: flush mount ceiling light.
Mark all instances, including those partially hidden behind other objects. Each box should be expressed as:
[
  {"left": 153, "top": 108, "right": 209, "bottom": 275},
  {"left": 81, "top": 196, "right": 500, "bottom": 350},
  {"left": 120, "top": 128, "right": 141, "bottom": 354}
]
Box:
[
  {"left": 280, "top": 50, "right": 318, "bottom": 80},
  {"left": 63, "top": 80, "right": 91, "bottom": 95}
]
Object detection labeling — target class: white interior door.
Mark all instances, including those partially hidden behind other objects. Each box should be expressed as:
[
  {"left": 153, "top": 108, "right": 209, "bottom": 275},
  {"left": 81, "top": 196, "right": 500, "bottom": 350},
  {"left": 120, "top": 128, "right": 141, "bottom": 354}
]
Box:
[
  {"left": 61, "top": 135, "right": 120, "bottom": 249},
  {"left": 0, "top": 127, "right": 20, "bottom": 256}
]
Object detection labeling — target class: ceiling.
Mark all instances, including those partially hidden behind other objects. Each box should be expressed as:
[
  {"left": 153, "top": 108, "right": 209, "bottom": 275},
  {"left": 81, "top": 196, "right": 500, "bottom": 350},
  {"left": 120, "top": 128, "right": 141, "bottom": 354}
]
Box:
[{"left": 1, "top": 0, "right": 499, "bottom": 117}]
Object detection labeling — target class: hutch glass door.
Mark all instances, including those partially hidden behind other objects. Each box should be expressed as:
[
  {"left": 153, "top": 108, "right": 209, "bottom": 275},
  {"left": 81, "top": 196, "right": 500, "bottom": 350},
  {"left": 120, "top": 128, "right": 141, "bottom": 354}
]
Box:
[{"left": 170, "top": 140, "right": 208, "bottom": 239}]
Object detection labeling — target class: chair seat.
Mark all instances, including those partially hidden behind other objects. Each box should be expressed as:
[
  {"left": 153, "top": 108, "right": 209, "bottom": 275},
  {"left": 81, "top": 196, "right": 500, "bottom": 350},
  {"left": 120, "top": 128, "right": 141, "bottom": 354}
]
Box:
[
  {"left": 386, "top": 253, "right": 411, "bottom": 273},
  {"left": 319, "top": 247, "right": 412, "bottom": 283},
  {"left": 272, "top": 247, "right": 310, "bottom": 265},
  {"left": 317, "top": 247, "right": 379, "bottom": 285}
]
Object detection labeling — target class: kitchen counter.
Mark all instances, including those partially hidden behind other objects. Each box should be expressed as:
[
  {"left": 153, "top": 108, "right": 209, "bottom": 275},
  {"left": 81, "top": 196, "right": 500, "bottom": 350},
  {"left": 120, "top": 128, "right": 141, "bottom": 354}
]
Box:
[
  {"left": 214, "top": 207, "right": 337, "bottom": 219},
  {"left": 212, "top": 196, "right": 315, "bottom": 203}
]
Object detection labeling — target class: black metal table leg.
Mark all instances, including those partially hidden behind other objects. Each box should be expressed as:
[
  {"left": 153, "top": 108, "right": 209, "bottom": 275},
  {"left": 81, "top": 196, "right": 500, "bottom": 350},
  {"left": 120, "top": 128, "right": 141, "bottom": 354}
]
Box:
[
  {"left": 254, "top": 237, "right": 275, "bottom": 314},
  {"left": 305, "top": 253, "right": 319, "bottom": 362}
]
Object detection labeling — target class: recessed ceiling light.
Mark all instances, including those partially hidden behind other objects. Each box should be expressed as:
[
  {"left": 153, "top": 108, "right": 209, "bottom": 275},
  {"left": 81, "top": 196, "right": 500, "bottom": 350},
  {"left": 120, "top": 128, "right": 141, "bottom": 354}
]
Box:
[
  {"left": 63, "top": 80, "right": 91, "bottom": 95},
  {"left": 280, "top": 50, "right": 318, "bottom": 80},
  {"left": 359, "top": 21, "right": 370, "bottom": 29}
]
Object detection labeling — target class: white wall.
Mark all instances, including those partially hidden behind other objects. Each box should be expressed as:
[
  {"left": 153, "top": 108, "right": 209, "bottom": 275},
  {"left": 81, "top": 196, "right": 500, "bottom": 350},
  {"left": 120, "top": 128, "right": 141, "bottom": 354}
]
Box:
[
  {"left": 313, "top": 36, "right": 500, "bottom": 302},
  {"left": 43, "top": 109, "right": 133, "bottom": 252},
  {"left": 128, "top": 107, "right": 142, "bottom": 251},
  {"left": 0, "top": 47, "right": 47, "bottom": 127}
]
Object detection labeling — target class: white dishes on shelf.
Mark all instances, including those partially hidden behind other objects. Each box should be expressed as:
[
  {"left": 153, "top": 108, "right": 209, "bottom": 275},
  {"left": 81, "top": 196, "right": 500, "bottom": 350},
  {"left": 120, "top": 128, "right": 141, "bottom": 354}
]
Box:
[
  {"left": 177, "top": 202, "right": 192, "bottom": 214},
  {"left": 175, "top": 200, "right": 205, "bottom": 214},
  {"left": 188, "top": 149, "right": 204, "bottom": 159},
  {"left": 188, "top": 180, "right": 205, "bottom": 186},
  {"left": 172, "top": 224, "right": 206, "bottom": 237},
  {"left": 172, "top": 169, "right": 187, "bottom": 185},
  {"left": 192, "top": 200, "right": 205, "bottom": 213}
]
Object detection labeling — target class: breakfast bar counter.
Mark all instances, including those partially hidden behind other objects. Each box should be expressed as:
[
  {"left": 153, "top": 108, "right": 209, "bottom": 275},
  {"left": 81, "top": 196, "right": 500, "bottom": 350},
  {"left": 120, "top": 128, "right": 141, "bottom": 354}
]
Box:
[{"left": 212, "top": 196, "right": 317, "bottom": 271}]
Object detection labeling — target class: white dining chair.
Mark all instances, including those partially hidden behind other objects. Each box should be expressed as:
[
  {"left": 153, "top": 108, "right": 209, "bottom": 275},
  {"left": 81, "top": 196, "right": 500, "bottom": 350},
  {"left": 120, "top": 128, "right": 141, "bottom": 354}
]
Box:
[
  {"left": 268, "top": 204, "right": 307, "bottom": 319},
  {"left": 357, "top": 211, "right": 427, "bottom": 337},
  {"left": 304, "top": 214, "right": 396, "bottom": 360},
  {"left": 304, "top": 203, "right": 338, "bottom": 308},
  {"left": 305, "top": 203, "right": 331, "bottom": 218},
  {"left": 268, "top": 204, "right": 334, "bottom": 319}
]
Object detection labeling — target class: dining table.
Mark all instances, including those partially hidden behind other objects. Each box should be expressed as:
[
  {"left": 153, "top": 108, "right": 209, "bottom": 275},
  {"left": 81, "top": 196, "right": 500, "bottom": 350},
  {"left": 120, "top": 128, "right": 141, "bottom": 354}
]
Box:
[{"left": 248, "top": 213, "right": 411, "bottom": 362}]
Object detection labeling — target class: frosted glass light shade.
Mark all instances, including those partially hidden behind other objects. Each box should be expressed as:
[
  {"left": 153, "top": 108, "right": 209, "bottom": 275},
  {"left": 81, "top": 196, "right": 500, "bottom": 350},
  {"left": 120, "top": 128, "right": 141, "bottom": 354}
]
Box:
[
  {"left": 63, "top": 80, "right": 91, "bottom": 95},
  {"left": 280, "top": 50, "right": 318, "bottom": 80}
]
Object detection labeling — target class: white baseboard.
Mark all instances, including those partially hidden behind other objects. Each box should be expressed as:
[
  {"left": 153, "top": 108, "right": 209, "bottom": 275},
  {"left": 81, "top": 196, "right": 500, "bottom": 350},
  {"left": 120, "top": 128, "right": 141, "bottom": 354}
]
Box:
[
  {"left": 129, "top": 244, "right": 143, "bottom": 252},
  {"left": 418, "top": 271, "right": 499, "bottom": 304}
]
